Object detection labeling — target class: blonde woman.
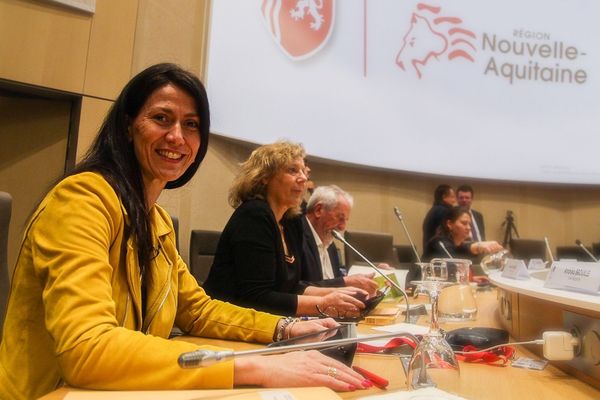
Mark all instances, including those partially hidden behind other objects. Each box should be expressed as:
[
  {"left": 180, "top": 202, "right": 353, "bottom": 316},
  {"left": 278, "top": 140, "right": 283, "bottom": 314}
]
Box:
[{"left": 205, "top": 142, "right": 367, "bottom": 317}]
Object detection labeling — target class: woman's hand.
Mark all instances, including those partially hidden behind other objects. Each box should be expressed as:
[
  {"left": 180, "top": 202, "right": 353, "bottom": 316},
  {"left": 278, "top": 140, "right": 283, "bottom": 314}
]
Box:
[
  {"left": 234, "top": 350, "right": 369, "bottom": 391},
  {"left": 318, "top": 288, "right": 366, "bottom": 318},
  {"left": 288, "top": 317, "right": 339, "bottom": 338},
  {"left": 477, "top": 241, "right": 504, "bottom": 254}
]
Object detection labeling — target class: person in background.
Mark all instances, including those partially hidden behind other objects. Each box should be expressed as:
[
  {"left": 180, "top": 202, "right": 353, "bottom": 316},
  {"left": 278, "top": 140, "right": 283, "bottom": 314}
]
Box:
[
  {"left": 300, "top": 185, "right": 379, "bottom": 296},
  {"left": 0, "top": 64, "right": 367, "bottom": 399},
  {"left": 422, "top": 184, "right": 456, "bottom": 250},
  {"left": 300, "top": 162, "right": 315, "bottom": 214},
  {"left": 204, "top": 142, "right": 367, "bottom": 317},
  {"left": 457, "top": 184, "right": 485, "bottom": 241},
  {"left": 422, "top": 206, "right": 503, "bottom": 262}
]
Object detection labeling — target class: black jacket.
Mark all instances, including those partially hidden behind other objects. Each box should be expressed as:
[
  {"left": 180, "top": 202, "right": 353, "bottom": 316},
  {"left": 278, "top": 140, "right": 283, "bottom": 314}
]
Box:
[
  {"left": 299, "top": 216, "right": 345, "bottom": 289},
  {"left": 204, "top": 199, "right": 305, "bottom": 315}
]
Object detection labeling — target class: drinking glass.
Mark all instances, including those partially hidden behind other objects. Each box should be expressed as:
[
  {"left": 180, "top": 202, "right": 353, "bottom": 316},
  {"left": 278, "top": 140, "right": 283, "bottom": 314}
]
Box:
[
  {"left": 413, "top": 262, "right": 431, "bottom": 297},
  {"left": 407, "top": 278, "right": 460, "bottom": 393}
]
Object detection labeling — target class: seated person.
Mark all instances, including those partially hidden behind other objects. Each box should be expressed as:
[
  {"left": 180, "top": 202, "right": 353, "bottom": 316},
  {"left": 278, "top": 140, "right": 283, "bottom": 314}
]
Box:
[
  {"left": 422, "top": 184, "right": 456, "bottom": 250},
  {"left": 423, "top": 206, "right": 503, "bottom": 263},
  {"left": 0, "top": 64, "right": 366, "bottom": 399},
  {"left": 204, "top": 142, "right": 367, "bottom": 317},
  {"left": 300, "top": 185, "right": 379, "bottom": 296}
]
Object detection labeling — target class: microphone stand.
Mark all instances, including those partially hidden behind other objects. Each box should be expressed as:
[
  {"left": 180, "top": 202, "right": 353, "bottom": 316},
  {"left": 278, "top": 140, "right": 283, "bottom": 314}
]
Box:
[
  {"left": 544, "top": 237, "right": 555, "bottom": 263},
  {"left": 576, "top": 240, "right": 599, "bottom": 262},
  {"left": 438, "top": 241, "right": 454, "bottom": 259},
  {"left": 393, "top": 207, "right": 422, "bottom": 263},
  {"left": 332, "top": 230, "right": 411, "bottom": 323},
  {"left": 178, "top": 331, "right": 420, "bottom": 368}
]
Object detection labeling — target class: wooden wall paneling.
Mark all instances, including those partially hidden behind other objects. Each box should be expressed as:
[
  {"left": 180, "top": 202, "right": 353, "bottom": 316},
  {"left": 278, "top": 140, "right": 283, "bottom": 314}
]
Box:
[
  {"left": 83, "top": 0, "right": 138, "bottom": 99},
  {"left": 0, "top": 0, "right": 91, "bottom": 92}
]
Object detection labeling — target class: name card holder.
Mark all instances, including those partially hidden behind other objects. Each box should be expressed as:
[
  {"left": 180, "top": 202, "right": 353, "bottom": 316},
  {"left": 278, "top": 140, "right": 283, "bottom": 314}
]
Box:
[
  {"left": 544, "top": 261, "right": 600, "bottom": 295},
  {"left": 502, "top": 259, "right": 530, "bottom": 280},
  {"left": 528, "top": 258, "right": 546, "bottom": 270}
]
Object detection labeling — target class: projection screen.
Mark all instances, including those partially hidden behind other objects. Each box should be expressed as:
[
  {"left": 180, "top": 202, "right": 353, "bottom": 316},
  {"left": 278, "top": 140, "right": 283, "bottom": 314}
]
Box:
[{"left": 206, "top": 0, "right": 599, "bottom": 184}]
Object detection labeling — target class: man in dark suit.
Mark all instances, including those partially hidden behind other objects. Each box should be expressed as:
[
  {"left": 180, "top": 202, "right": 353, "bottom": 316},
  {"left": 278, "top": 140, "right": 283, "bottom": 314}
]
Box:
[
  {"left": 300, "top": 185, "right": 378, "bottom": 295},
  {"left": 457, "top": 184, "right": 485, "bottom": 241}
]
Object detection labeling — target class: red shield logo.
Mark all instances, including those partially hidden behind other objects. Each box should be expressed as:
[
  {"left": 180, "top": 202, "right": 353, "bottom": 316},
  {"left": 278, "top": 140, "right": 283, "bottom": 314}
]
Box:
[{"left": 261, "top": 0, "right": 335, "bottom": 60}]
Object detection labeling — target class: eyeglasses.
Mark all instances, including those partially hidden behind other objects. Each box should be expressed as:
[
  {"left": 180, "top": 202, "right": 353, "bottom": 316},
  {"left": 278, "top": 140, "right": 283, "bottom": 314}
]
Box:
[{"left": 316, "top": 304, "right": 364, "bottom": 323}]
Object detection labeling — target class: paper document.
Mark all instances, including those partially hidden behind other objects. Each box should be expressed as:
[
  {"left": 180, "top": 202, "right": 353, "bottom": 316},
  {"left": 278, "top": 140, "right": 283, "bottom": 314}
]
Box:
[
  {"left": 358, "top": 386, "right": 468, "bottom": 399},
  {"left": 372, "top": 322, "right": 429, "bottom": 335}
]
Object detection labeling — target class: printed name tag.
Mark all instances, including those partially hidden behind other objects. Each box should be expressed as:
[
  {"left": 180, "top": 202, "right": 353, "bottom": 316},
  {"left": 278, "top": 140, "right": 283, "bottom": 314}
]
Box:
[
  {"left": 528, "top": 258, "right": 546, "bottom": 270},
  {"left": 502, "top": 259, "right": 530, "bottom": 280},
  {"left": 544, "top": 261, "right": 600, "bottom": 294}
]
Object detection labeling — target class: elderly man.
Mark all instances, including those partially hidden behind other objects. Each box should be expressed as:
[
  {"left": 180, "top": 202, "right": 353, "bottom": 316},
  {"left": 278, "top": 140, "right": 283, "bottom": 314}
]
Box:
[{"left": 300, "top": 185, "right": 379, "bottom": 295}]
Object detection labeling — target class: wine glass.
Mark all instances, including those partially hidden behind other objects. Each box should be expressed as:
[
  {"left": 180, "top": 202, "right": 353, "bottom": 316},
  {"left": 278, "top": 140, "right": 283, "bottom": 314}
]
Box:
[
  {"left": 412, "top": 262, "right": 431, "bottom": 297},
  {"left": 407, "top": 275, "right": 460, "bottom": 392}
]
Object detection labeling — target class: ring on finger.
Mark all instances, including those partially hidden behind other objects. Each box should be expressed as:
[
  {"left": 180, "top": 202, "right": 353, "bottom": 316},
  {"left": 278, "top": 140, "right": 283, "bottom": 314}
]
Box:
[{"left": 327, "top": 366, "right": 338, "bottom": 379}]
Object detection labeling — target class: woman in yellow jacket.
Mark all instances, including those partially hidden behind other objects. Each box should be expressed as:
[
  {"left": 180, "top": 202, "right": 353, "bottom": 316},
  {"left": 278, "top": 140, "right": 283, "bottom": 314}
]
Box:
[{"left": 0, "top": 63, "right": 367, "bottom": 399}]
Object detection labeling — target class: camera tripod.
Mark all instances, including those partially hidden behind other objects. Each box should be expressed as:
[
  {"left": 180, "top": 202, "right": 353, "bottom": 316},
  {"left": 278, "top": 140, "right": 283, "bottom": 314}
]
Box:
[{"left": 502, "top": 210, "right": 519, "bottom": 247}]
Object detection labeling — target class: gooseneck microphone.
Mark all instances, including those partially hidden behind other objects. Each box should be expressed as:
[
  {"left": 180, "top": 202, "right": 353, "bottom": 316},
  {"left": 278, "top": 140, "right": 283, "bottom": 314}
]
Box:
[
  {"left": 544, "top": 237, "right": 555, "bottom": 263},
  {"left": 393, "top": 207, "right": 422, "bottom": 263},
  {"left": 575, "top": 239, "right": 598, "bottom": 262},
  {"left": 438, "top": 241, "right": 453, "bottom": 258},
  {"left": 178, "top": 331, "right": 419, "bottom": 368},
  {"left": 331, "top": 230, "right": 410, "bottom": 322}
]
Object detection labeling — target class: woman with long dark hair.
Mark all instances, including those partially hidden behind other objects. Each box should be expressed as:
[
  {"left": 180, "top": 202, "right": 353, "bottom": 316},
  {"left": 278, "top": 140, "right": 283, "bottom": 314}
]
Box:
[
  {"left": 0, "top": 64, "right": 366, "bottom": 399},
  {"left": 423, "top": 206, "right": 503, "bottom": 261}
]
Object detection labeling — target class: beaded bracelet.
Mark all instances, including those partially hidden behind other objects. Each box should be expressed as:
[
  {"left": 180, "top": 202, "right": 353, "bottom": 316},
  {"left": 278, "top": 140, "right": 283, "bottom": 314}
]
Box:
[{"left": 275, "top": 316, "right": 295, "bottom": 342}]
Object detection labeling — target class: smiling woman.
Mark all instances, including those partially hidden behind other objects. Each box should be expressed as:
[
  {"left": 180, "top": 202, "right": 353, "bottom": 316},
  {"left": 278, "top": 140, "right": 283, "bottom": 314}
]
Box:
[
  {"left": 204, "top": 142, "right": 368, "bottom": 317},
  {"left": 0, "top": 65, "right": 367, "bottom": 399}
]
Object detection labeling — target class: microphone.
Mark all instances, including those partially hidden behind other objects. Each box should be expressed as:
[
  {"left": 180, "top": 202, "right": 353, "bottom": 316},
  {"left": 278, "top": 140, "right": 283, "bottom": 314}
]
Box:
[
  {"left": 575, "top": 239, "right": 598, "bottom": 262},
  {"left": 178, "top": 331, "right": 419, "bottom": 368},
  {"left": 393, "top": 207, "right": 422, "bottom": 263},
  {"left": 331, "top": 230, "right": 410, "bottom": 322},
  {"left": 544, "top": 237, "right": 555, "bottom": 263},
  {"left": 438, "top": 241, "right": 453, "bottom": 258}
]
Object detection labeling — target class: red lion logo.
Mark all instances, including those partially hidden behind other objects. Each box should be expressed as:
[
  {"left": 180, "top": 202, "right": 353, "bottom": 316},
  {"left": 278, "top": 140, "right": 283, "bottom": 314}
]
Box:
[
  {"left": 261, "top": 0, "right": 335, "bottom": 60},
  {"left": 396, "top": 3, "right": 477, "bottom": 78}
]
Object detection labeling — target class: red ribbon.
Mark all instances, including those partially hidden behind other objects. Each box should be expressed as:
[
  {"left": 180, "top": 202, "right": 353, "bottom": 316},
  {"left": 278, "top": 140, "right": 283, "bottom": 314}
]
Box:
[
  {"left": 455, "top": 345, "right": 515, "bottom": 366},
  {"left": 357, "top": 337, "right": 417, "bottom": 353}
]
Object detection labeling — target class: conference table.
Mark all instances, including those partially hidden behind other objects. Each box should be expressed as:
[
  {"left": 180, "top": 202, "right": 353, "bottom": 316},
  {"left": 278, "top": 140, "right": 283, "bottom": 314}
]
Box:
[{"left": 42, "top": 289, "right": 599, "bottom": 400}]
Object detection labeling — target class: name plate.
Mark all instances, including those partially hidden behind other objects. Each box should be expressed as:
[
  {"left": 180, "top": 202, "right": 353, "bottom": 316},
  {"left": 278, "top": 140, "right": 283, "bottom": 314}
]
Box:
[
  {"left": 528, "top": 258, "right": 546, "bottom": 270},
  {"left": 502, "top": 259, "right": 530, "bottom": 280},
  {"left": 544, "top": 261, "right": 600, "bottom": 294}
]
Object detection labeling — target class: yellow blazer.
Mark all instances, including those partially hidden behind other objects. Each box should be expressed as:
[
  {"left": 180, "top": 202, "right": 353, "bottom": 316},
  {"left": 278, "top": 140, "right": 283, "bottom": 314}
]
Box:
[{"left": 0, "top": 172, "right": 280, "bottom": 400}]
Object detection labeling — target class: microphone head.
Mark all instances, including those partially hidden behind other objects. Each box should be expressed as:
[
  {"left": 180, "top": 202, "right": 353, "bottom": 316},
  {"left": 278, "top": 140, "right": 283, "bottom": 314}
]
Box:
[
  {"left": 332, "top": 230, "right": 343, "bottom": 241},
  {"left": 575, "top": 239, "right": 583, "bottom": 246},
  {"left": 393, "top": 206, "right": 402, "bottom": 218}
]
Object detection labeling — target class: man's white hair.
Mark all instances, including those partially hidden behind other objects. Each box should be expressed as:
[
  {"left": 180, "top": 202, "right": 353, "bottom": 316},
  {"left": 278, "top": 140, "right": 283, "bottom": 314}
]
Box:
[{"left": 306, "top": 185, "right": 354, "bottom": 213}]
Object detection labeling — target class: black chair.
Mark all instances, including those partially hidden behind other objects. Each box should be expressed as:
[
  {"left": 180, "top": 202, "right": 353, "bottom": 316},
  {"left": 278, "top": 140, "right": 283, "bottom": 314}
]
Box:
[
  {"left": 509, "top": 238, "right": 546, "bottom": 263},
  {"left": 556, "top": 245, "right": 595, "bottom": 262},
  {"left": 344, "top": 230, "right": 401, "bottom": 269},
  {"left": 189, "top": 229, "right": 221, "bottom": 285},
  {"left": 593, "top": 242, "right": 600, "bottom": 258},
  {"left": 0, "top": 192, "right": 12, "bottom": 338},
  {"left": 394, "top": 244, "right": 418, "bottom": 263}
]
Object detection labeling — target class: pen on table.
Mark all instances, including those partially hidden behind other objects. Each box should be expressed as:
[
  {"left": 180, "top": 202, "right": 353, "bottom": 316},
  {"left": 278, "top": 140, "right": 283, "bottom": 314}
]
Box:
[
  {"left": 352, "top": 365, "right": 389, "bottom": 389},
  {"left": 299, "top": 316, "right": 320, "bottom": 321}
]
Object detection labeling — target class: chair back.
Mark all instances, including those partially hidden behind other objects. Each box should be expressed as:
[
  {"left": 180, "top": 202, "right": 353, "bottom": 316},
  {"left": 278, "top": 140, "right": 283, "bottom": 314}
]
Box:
[
  {"left": 394, "top": 244, "right": 418, "bottom": 263},
  {"left": 509, "top": 238, "right": 546, "bottom": 263},
  {"left": 344, "top": 230, "right": 400, "bottom": 269},
  {"left": 556, "top": 245, "right": 595, "bottom": 262},
  {"left": 0, "top": 192, "right": 12, "bottom": 337},
  {"left": 189, "top": 229, "right": 221, "bottom": 285}
]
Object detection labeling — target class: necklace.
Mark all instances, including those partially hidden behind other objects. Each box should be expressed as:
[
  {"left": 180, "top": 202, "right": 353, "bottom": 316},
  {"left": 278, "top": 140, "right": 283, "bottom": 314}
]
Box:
[{"left": 278, "top": 223, "right": 295, "bottom": 264}]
